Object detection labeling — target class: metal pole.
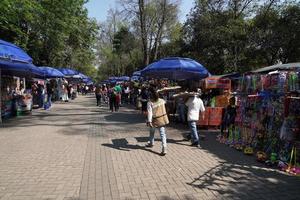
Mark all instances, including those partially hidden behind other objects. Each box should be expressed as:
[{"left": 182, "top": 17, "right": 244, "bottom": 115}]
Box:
[{"left": 0, "top": 68, "right": 2, "bottom": 124}]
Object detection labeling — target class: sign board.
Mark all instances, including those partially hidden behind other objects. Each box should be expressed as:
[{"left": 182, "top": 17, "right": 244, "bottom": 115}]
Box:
[{"left": 205, "top": 77, "right": 231, "bottom": 89}]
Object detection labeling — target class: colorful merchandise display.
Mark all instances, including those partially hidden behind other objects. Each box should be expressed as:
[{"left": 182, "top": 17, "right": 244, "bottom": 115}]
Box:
[{"left": 217, "top": 69, "right": 300, "bottom": 175}]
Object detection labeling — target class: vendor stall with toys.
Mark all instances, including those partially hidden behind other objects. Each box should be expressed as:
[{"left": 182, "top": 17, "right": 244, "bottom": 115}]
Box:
[{"left": 217, "top": 63, "right": 300, "bottom": 175}]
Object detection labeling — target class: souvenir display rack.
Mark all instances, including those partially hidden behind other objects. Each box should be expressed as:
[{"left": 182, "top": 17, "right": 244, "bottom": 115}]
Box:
[{"left": 217, "top": 69, "right": 300, "bottom": 175}]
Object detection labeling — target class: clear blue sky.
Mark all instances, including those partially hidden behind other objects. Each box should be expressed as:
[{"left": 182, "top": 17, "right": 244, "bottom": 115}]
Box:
[{"left": 84, "top": 0, "right": 195, "bottom": 23}]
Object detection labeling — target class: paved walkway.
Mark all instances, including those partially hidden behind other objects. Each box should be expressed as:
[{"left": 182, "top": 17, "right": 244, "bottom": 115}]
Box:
[{"left": 0, "top": 95, "right": 299, "bottom": 200}]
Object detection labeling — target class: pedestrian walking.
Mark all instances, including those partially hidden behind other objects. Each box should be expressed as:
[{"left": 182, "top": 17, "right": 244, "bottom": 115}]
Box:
[
  {"left": 140, "top": 86, "right": 149, "bottom": 115},
  {"left": 95, "top": 86, "right": 102, "bottom": 106},
  {"left": 146, "top": 87, "right": 169, "bottom": 156},
  {"left": 109, "top": 87, "right": 118, "bottom": 112},
  {"left": 220, "top": 97, "right": 236, "bottom": 137},
  {"left": 185, "top": 88, "right": 205, "bottom": 147},
  {"left": 124, "top": 85, "right": 130, "bottom": 104},
  {"left": 46, "top": 82, "right": 53, "bottom": 108}
]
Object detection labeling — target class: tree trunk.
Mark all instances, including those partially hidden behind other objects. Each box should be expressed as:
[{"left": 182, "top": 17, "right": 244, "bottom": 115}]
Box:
[
  {"left": 153, "top": 0, "right": 167, "bottom": 61},
  {"left": 138, "top": 0, "right": 149, "bottom": 65}
]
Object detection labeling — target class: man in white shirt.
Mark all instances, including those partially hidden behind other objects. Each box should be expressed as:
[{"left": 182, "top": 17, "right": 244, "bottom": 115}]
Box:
[{"left": 185, "top": 89, "right": 205, "bottom": 147}]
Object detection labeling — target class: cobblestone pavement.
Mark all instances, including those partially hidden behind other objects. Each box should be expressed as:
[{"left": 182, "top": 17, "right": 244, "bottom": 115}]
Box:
[{"left": 1, "top": 95, "right": 300, "bottom": 200}]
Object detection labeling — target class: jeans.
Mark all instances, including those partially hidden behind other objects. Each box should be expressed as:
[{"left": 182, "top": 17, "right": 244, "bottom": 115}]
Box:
[
  {"left": 96, "top": 95, "right": 101, "bottom": 106},
  {"left": 188, "top": 121, "right": 199, "bottom": 143},
  {"left": 38, "top": 94, "right": 44, "bottom": 108},
  {"left": 149, "top": 126, "right": 167, "bottom": 148},
  {"left": 177, "top": 104, "right": 186, "bottom": 123},
  {"left": 47, "top": 94, "right": 52, "bottom": 107}
]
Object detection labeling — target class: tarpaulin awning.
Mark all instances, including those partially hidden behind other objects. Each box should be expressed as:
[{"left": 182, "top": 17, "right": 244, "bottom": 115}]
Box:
[
  {"left": 58, "top": 68, "right": 79, "bottom": 77},
  {"left": 132, "top": 70, "right": 141, "bottom": 76},
  {"left": 252, "top": 63, "right": 300, "bottom": 73},
  {"left": 0, "top": 39, "right": 43, "bottom": 78},
  {"left": 39, "top": 66, "right": 65, "bottom": 78}
]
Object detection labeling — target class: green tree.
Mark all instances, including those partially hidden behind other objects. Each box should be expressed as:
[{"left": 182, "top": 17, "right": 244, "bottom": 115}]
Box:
[{"left": 0, "top": 0, "right": 98, "bottom": 78}]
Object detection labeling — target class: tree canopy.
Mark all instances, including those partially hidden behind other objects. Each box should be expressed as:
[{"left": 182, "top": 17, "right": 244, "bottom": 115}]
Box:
[
  {"left": 1, "top": 0, "right": 300, "bottom": 80},
  {"left": 0, "top": 0, "right": 98, "bottom": 78}
]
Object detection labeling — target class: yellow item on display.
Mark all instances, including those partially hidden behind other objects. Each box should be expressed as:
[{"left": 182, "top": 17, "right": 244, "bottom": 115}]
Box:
[{"left": 244, "top": 147, "right": 254, "bottom": 155}]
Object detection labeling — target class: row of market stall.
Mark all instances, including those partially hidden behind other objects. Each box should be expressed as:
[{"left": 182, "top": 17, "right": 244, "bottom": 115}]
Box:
[
  {"left": 112, "top": 58, "right": 299, "bottom": 175},
  {"left": 0, "top": 39, "right": 93, "bottom": 122}
]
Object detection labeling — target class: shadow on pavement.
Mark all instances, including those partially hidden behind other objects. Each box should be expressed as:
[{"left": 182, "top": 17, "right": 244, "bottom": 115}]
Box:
[
  {"left": 187, "top": 132, "right": 300, "bottom": 199},
  {"left": 1, "top": 96, "right": 101, "bottom": 129},
  {"left": 104, "top": 112, "right": 145, "bottom": 124},
  {"left": 102, "top": 138, "right": 162, "bottom": 156}
]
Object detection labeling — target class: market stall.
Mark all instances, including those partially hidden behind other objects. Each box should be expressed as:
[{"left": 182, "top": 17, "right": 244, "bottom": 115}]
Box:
[
  {"left": 198, "top": 75, "right": 233, "bottom": 127},
  {"left": 218, "top": 63, "right": 300, "bottom": 174},
  {"left": 0, "top": 39, "right": 44, "bottom": 120}
]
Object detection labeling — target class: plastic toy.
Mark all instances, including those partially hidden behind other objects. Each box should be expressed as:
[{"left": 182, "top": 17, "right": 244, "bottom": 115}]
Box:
[
  {"left": 286, "top": 146, "right": 300, "bottom": 175},
  {"left": 244, "top": 147, "right": 254, "bottom": 155},
  {"left": 278, "top": 160, "right": 288, "bottom": 171},
  {"left": 270, "top": 153, "right": 277, "bottom": 163},
  {"left": 256, "top": 151, "right": 267, "bottom": 162}
]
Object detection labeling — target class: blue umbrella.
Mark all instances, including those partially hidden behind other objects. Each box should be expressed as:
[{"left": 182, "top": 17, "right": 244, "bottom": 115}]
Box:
[
  {"left": 118, "top": 76, "right": 130, "bottom": 81},
  {"left": 78, "top": 73, "right": 89, "bottom": 79},
  {"left": 82, "top": 77, "right": 93, "bottom": 83},
  {"left": 108, "top": 76, "right": 118, "bottom": 83},
  {"left": 0, "top": 39, "right": 44, "bottom": 78},
  {"left": 130, "top": 75, "right": 140, "bottom": 81},
  {"left": 133, "top": 70, "right": 141, "bottom": 76},
  {"left": 39, "top": 66, "right": 65, "bottom": 78},
  {"left": 58, "top": 68, "right": 79, "bottom": 77},
  {"left": 141, "top": 57, "right": 210, "bottom": 80}
]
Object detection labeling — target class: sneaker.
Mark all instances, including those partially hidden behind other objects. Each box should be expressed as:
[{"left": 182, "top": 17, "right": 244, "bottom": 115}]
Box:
[
  {"left": 145, "top": 143, "right": 154, "bottom": 148},
  {"left": 191, "top": 141, "right": 199, "bottom": 146},
  {"left": 160, "top": 147, "right": 167, "bottom": 156}
]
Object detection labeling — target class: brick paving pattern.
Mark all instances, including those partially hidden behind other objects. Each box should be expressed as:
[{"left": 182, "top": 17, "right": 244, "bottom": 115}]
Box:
[{"left": 0, "top": 95, "right": 300, "bottom": 200}]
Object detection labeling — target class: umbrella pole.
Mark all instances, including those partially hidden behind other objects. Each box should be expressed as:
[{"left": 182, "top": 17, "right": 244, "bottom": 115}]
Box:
[{"left": 0, "top": 68, "right": 2, "bottom": 124}]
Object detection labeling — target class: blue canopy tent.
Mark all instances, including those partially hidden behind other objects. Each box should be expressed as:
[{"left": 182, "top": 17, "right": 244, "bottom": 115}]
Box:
[
  {"left": 38, "top": 66, "right": 65, "bottom": 78},
  {"left": 118, "top": 76, "right": 130, "bottom": 81},
  {"left": 78, "top": 73, "right": 89, "bottom": 79},
  {"left": 101, "top": 80, "right": 110, "bottom": 84},
  {"left": 0, "top": 39, "right": 44, "bottom": 122},
  {"left": 0, "top": 39, "right": 44, "bottom": 78},
  {"left": 85, "top": 80, "right": 94, "bottom": 85},
  {"left": 141, "top": 57, "right": 210, "bottom": 80},
  {"left": 108, "top": 76, "right": 118, "bottom": 83},
  {"left": 132, "top": 70, "right": 141, "bottom": 76},
  {"left": 58, "top": 68, "right": 79, "bottom": 77},
  {"left": 82, "top": 77, "right": 93, "bottom": 84},
  {"left": 130, "top": 75, "right": 140, "bottom": 81}
]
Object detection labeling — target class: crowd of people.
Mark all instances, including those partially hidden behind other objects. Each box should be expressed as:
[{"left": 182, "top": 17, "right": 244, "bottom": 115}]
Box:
[{"left": 91, "top": 80, "right": 206, "bottom": 156}]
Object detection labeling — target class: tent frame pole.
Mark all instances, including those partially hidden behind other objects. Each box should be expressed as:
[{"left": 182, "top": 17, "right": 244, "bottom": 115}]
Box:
[{"left": 0, "top": 68, "right": 2, "bottom": 124}]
